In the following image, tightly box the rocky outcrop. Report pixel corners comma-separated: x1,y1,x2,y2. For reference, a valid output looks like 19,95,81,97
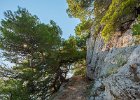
87,27,140,99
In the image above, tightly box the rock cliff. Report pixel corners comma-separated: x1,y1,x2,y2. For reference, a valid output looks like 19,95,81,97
87,27,140,99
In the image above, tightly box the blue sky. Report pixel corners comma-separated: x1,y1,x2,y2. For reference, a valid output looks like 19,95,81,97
0,0,80,39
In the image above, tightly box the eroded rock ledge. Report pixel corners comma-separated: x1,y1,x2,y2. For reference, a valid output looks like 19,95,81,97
87,29,140,99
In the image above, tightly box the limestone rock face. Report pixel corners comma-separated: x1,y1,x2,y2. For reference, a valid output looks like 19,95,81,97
87,29,140,99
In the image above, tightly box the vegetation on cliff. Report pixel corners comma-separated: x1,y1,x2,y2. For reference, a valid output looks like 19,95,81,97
100,0,139,41
67,0,140,42
132,15,140,35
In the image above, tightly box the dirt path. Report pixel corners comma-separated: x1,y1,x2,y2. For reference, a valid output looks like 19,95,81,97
51,76,89,100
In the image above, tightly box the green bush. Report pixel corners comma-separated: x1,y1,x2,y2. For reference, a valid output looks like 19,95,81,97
100,0,138,42
132,15,140,35
73,60,86,77
132,15,140,44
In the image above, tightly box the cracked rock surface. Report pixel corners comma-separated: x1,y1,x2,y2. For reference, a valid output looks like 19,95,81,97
87,29,140,100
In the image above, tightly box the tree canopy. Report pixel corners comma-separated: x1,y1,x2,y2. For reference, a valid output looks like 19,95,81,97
66,0,94,37
66,0,94,21
0,7,86,99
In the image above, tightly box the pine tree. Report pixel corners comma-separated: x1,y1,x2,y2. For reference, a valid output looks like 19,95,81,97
0,7,86,99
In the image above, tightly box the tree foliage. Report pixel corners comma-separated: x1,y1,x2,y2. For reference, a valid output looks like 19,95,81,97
66,0,94,21
66,0,94,37
75,19,93,37
0,7,86,99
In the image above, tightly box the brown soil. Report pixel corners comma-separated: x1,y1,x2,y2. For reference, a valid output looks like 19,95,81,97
51,76,90,100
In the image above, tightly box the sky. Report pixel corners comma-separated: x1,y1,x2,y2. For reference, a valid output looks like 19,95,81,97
0,0,80,39
0,0,80,67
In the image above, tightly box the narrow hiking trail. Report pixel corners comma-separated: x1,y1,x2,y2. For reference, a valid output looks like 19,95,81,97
51,76,90,100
